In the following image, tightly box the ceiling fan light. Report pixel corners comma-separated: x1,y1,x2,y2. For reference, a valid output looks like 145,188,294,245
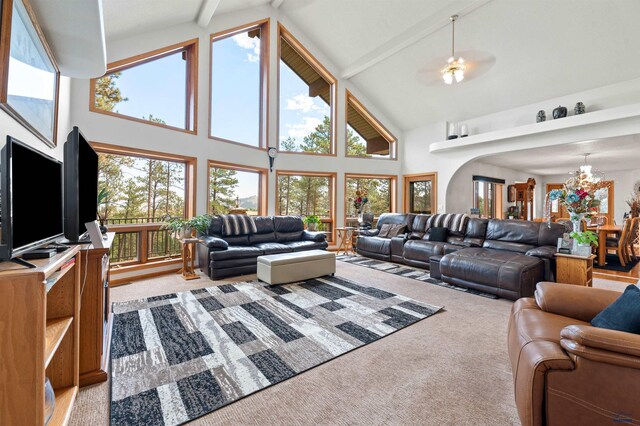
443,71,453,84
454,69,464,82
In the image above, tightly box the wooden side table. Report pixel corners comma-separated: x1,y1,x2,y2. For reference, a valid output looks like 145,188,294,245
555,253,595,287
336,227,356,256
179,238,200,280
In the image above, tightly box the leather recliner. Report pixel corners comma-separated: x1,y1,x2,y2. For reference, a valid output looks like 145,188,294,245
508,282,640,425
197,215,328,279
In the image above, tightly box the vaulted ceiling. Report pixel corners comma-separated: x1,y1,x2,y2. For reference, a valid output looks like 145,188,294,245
77,0,640,131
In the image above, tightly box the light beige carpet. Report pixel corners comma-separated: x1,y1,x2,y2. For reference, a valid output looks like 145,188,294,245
69,263,625,426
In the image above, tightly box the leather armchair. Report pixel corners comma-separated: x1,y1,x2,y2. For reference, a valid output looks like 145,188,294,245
508,282,639,426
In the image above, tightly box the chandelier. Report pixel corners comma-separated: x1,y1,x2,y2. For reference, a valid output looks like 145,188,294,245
569,153,605,191
442,15,465,85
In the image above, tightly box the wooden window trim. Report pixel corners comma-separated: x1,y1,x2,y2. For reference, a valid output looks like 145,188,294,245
277,23,337,157
206,160,268,216
209,19,270,151
344,173,398,225
89,38,199,134
90,141,197,219
345,90,397,160
403,172,438,214
0,0,60,147
275,170,337,243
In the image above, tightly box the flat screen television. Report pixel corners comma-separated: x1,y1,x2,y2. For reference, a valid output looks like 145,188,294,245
63,126,98,243
0,136,64,262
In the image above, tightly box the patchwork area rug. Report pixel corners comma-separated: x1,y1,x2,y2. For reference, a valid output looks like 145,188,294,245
337,254,498,299
110,275,442,425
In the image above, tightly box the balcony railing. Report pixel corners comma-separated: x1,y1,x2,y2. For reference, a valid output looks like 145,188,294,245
106,219,182,266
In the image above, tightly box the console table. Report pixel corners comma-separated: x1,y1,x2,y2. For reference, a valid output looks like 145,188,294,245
79,232,115,387
0,246,81,424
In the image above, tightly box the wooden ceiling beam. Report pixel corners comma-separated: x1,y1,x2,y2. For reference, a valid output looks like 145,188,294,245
308,79,329,98
366,137,390,155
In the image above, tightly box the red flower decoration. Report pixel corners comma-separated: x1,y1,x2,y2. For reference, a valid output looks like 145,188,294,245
576,189,589,200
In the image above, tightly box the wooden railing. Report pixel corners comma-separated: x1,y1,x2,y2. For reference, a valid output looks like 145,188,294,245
107,222,181,265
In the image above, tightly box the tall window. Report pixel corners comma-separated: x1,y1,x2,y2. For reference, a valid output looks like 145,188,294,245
208,161,267,215
278,24,336,155
404,173,437,214
91,39,198,132
276,171,336,241
345,174,396,226
210,20,268,147
473,176,504,219
346,91,396,159
93,143,196,266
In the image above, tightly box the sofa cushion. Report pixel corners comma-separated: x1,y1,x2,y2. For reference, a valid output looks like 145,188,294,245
222,235,250,246
464,218,489,247
526,246,557,260
249,232,277,244
538,222,569,246
429,227,448,242
253,242,293,255
592,285,640,334
387,224,406,237
274,215,304,242
201,236,228,250
210,245,263,261
486,219,539,245
410,214,430,234
403,240,445,263
483,240,536,253
249,216,277,244
357,236,391,255
375,213,409,231
427,213,469,236
284,240,329,252
378,223,393,238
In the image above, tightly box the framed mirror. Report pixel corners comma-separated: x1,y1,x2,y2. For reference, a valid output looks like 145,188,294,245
0,0,59,147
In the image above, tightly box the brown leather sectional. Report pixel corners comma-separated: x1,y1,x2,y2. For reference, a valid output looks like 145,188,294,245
508,283,640,425
356,213,568,300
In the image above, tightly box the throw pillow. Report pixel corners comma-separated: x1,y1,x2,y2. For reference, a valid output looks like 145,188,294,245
378,223,393,238
408,231,425,240
387,224,407,238
428,227,448,242
591,285,640,334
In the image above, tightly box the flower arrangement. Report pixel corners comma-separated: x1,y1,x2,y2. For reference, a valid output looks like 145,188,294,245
351,189,369,214
548,182,603,220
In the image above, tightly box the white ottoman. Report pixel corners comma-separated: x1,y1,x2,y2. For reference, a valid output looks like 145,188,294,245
257,250,336,285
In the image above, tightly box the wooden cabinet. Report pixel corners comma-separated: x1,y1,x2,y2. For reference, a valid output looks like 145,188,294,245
514,178,536,221
0,246,81,425
79,232,114,387
555,253,595,287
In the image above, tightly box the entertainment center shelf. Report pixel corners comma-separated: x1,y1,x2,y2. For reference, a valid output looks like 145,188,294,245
429,102,640,153
0,246,81,425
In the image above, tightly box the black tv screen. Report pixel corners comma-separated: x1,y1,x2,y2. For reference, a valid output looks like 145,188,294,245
63,126,98,242
0,137,64,259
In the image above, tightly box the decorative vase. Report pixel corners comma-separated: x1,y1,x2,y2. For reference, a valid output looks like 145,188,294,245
307,222,316,231
446,122,458,140
574,243,592,257
553,105,567,119
570,212,586,253
459,123,469,137
357,212,364,224
536,110,546,123
574,101,586,115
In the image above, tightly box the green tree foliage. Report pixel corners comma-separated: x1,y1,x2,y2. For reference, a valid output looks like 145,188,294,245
346,127,372,157
143,114,166,124
346,178,391,217
277,175,330,218
94,72,127,112
411,181,432,213
209,168,239,214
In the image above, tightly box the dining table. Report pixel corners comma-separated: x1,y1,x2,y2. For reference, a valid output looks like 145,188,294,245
592,224,623,266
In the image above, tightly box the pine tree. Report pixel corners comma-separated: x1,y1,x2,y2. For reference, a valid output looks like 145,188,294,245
94,72,127,112
209,168,239,213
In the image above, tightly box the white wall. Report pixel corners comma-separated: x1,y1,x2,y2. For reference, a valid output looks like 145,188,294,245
403,78,640,213
446,161,544,218
68,6,404,232
542,169,640,225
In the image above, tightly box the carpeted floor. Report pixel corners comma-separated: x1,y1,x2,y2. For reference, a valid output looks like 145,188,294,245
69,263,629,426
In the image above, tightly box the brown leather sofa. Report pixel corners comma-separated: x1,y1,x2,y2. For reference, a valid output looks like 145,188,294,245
508,283,640,425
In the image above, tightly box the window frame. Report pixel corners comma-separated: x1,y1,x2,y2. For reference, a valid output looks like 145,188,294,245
209,19,270,150
206,160,268,216
344,173,397,227
345,90,397,160
89,38,199,134
275,170,337,243
277,22,337,157
403,172,438,214
473,176,504,219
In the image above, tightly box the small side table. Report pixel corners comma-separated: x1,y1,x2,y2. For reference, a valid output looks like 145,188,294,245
179,237,200,280
336,227,357,256
555,253,595,287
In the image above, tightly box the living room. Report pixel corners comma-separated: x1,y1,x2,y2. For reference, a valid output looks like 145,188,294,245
0,0,639,425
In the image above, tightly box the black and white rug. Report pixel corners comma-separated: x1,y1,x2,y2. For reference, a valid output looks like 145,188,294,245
337,254,498,299
109,275,442,425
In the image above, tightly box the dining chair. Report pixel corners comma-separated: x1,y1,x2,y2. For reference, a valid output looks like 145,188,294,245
605,218,632,267
626,217,639,260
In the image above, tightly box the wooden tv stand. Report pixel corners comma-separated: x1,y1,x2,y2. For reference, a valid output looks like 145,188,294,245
78,232,115,387
0,246,81,425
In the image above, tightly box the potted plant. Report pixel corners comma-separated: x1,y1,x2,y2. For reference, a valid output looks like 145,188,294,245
163,214,211,239
303,215,321,231
569,230,598,257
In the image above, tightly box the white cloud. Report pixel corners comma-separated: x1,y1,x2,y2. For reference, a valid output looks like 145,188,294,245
287,117,322,139
232,33,261,63
285,94,317,113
